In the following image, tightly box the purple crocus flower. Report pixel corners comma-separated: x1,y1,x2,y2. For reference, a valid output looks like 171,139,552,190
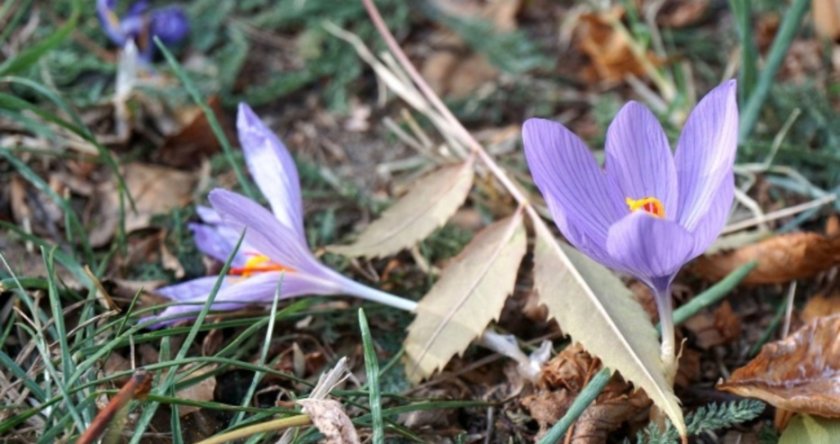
97,0,189,61
523,80,737,369
145,104,415,327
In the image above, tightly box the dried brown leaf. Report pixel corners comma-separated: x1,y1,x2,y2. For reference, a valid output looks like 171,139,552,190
329,160,474,258
683,301,741,349
532,220,685,438
90,163,197,246
813,0,840,41
802,293,840,323
155,96,230,168
298,399,360,444
717,315,840,417
692,232,840,285
577,7,661,84
403,212,526,382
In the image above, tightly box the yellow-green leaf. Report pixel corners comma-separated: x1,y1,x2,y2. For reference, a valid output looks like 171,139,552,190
780,415,840,444
532,219,685,438
404,212,526,382
329,160,474,258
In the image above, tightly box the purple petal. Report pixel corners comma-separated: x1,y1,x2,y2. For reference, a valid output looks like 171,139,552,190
156,275,232,302
189,223,247,266
196,205,222,224
236,104,305,238
606,212,696,282
150,6,189,44
208,189,319,272
96,0,128,45
523,118,625,252
605,102,678,218
144,271,343,328
675,80,738,231
687,174,734,257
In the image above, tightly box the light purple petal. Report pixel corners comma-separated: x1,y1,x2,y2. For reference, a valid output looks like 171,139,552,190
208,189,319,272
606,212,696,281
675,80,738,231
149,6,189,44
189,223,247,266
144,271,343,328
605,102,678,219
97,0,128,45
523,118,625,252
687,174,733,257
196,205,222,224
237,104,305,238
155,275,232,302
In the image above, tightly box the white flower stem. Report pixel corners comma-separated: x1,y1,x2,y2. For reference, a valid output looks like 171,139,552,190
343,277,541,379
343,279,418,312
654,284,677,385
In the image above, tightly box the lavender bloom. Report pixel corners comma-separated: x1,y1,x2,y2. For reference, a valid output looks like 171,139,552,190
145,104,415,327
523,80,737,368
97,0,189,61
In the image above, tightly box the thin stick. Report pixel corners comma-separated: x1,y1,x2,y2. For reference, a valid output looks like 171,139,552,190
722,194,837,234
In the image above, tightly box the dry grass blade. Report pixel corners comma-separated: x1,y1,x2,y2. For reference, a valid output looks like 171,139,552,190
531,221,685,438
404,211,526,382
329,160,474,258
718,314,840,418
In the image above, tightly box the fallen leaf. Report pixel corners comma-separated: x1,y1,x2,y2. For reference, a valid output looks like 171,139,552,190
329,160,474,258
403,212,526,382
522,344,652,441
577,6,661,84
813,0,840,41
780,415,840,444
90,163,197,246
176,366,217,416
297,399,360,444
683,301,741,349
658,0,710,28
155,97,231,168
691,232,840,285
717,315,840,418
802,293,840,322
531,220,685,438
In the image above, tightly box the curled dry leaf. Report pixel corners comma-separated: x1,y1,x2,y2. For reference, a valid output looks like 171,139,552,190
531,220,685,438
576,6,661,84
403,212,526,382
297,399,360,444
329,160,474,258
717,315,840,418
522,344,652,441
691,232,840,285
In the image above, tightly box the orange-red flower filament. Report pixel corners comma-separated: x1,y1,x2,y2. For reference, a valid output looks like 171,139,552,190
625,196,665,218
229,255,293,277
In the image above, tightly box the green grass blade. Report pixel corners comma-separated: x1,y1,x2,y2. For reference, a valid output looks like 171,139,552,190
729,0,757,105
231,276,284,426
358,308,385,444
0,0,80,76
738,0,810,142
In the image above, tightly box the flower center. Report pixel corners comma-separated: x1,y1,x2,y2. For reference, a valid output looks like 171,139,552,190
625,196,665,218
229,254,292,277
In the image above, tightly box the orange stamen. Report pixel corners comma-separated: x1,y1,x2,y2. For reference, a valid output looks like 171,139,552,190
625,196,666,218
229,255,292,277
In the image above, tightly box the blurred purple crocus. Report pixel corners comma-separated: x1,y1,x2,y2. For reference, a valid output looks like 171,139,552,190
523,80,737,371
145,104,416,327
97,0,189,61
